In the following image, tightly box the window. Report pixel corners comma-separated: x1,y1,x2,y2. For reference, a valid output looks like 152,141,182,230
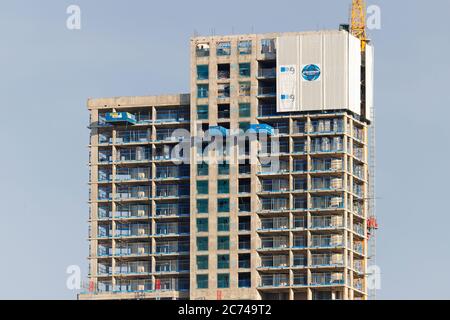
239,216,251,231
197,84,209,98
218,254,230,269
218,199,230,212
197,181,208,195
217,42,231,56
238,40,252,55
218,63,230,79
197,199,208,214
217,180,229,194
239,82,251,96
196,43,210,57
239,103,251,118
238,253,251,268
197,218,208,232
197,237,208,251
218,84,230,99
239,178,251,194
239,197,251,212
197,105,209,120
238,272,251,288
261,39,276,54
218,104,230,119
217,273,230,288
218,163,229,175
239,63,251,77
217,236,230,250
294,178,307,191
197,65,209,80
218,217,230,232
197,274,208,289
238,235,251,250
197,256,209,270
197,162,208,176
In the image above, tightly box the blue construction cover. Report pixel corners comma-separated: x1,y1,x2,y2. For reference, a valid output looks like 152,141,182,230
105,112,137,124
248,124,275,136
208,126,229,136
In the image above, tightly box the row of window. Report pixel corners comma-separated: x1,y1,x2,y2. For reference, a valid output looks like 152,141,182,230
197,103,251,120
197,63,251,81
197,236,230,251
197,180,229,194
197,217,231,233
196,39,276,57
196,273,251,289
197,82,251,99
197,198,230,213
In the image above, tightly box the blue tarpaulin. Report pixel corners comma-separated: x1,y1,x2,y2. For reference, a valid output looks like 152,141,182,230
105,112,137,125
248,124,275,136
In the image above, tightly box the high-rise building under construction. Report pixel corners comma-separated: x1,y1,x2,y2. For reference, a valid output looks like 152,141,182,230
80,20,375,301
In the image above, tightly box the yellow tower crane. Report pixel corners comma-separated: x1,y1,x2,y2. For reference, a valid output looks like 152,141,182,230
350,0,367,51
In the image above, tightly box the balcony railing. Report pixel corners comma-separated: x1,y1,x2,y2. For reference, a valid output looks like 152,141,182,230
115,243,151,257
260,275,289,288
258,87,276,97
258,68,276,78
155,242,189,254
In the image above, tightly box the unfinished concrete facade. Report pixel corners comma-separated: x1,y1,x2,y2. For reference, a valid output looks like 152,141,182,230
80,28,371,301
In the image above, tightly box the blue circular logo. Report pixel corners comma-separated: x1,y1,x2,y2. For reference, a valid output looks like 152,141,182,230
302,64,321,81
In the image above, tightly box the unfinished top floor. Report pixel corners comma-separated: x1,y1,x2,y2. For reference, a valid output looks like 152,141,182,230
87,94,190,111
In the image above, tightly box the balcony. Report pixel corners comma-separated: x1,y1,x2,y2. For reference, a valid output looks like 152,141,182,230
259,218,289,231
293,275,307,287
156,110,189,123
155,242,189,255
257,87,276,98
311,254,344,267
259,275,289,288
259,256,289,269
310,119,344,134
258,68,276,79
155,166,189,180
310,137,344,154
115,187,151,201
115,130,150,144
155,223,190,236
311,273,345,286
259,237,289,250
258,104,277,118
115,168,150,182
155,278,189,292
114,280,152,293
260,179,289,194
259,198,289,213
98,151,113,164
115,224,151,238
115,148,151,163
115,243,151,257
155,185,189,198
115,262,151,275
115,206,150,219
311,216,344,230
258,162,290,176
155,203,189,218
155,260,189,273
292,237,307,249
293,217,306,229
353,223,365,236
311,235,344,248
311,196,344,211
311,158,343,172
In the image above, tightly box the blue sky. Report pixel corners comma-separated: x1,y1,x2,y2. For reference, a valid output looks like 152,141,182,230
0,0,449,299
